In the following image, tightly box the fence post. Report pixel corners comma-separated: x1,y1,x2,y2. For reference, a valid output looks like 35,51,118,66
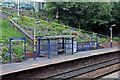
64,38,66,54
96,34,98,49
48,38,51,59
62,37,65,53
33,41,36,60
24,38,26,61
38,38,40,57
90,34,93,50
9,38,12,63
72,37,74,55
55,38,59,56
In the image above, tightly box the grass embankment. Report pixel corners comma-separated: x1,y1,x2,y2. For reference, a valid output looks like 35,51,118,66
1,19,24,43
12,15,119,43
0,19,26,63
2,9,119,43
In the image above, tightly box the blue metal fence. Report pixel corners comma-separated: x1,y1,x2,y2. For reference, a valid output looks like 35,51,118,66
77,34,98,51
9,38,26,63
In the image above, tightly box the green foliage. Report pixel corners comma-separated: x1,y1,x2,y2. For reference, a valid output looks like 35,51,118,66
1,46,9,63
13,45,23,58
12,15,119,43
13,16,70,36
111,2,120,35
1,19,24,43
46,2,120,35
1,19,25,63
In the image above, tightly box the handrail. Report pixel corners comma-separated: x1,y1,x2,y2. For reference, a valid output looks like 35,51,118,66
10,19,34,41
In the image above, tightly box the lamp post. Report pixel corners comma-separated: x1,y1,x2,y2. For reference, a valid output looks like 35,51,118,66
33,21,40,60
110,24,115,48
17,0,19,16
56,9,59,20
33,23,36,60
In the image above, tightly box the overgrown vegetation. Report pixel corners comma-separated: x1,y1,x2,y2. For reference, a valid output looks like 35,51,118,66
11,14,119,43
1,2,120,63
0,19,25,63
46,2,120,36
1,19,24,43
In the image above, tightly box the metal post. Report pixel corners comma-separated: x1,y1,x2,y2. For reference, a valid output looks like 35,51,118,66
48,38,50,59
56,9,59,20
24,38,26,61
33,1,35,10
9,38,12,63
110,24,115,48
110,27,112,48
38,38,40,57
17,0,20,16
35,21,40,58
96,34,98,49
62,37,64,53
64,38,66,54
90,34,93,50
72,37,74,55
56,38,58,56
40,2,42,9
33,26,36,60
82,42,84,51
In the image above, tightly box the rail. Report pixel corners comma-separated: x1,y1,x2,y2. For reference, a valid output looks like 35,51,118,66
45,58,119,79
10,19,34,41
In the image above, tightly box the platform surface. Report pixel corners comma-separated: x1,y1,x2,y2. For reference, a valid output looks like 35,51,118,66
0,47,119,76
103,71,120,78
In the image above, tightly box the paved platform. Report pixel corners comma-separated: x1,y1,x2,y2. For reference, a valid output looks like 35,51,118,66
103,71,120,78
0,47,119,76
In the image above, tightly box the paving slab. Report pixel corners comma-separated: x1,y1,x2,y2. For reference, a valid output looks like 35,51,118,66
0,47,119,76
103,71,120,78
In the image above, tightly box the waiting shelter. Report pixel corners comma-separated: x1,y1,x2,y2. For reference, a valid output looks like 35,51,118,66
37,35,76,59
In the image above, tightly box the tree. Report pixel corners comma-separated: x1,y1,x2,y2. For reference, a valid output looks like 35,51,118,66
46,2,119,35
111,2,120,35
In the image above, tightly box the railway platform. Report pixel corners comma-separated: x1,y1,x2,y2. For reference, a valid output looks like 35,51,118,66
103,71,120,78
0,47,119,76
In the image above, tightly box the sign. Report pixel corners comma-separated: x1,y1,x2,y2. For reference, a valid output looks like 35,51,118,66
10,38,25,41
33,39,37,42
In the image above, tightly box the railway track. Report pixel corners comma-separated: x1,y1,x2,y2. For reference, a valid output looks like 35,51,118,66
88,64,120,79
44,58,120,79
